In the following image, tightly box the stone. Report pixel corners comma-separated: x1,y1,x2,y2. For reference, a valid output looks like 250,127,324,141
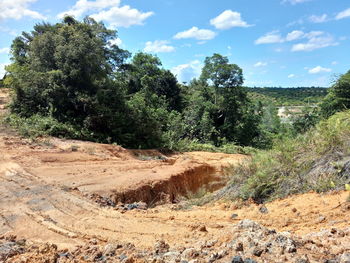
340,253,350,263
259,205,268,214
231,256,244,263
231,214,239,219
154,240,170,254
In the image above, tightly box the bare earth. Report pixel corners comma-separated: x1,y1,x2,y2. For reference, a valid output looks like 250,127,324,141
0,89,349,263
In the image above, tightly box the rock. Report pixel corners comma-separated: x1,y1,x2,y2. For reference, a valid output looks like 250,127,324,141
103,243,122,256
234,242,244,252
253,247,264,257
182,248,199,260
119,253,128,260
244,259,257,263
340,253,350,263
236,219,265,232
231,214,238,219
163,251,181,261
317,215,326,223
259,205,268,214
231,256,244,263
295,257,310,263
154,240,170,254
292,208,297,213
198,225,207,232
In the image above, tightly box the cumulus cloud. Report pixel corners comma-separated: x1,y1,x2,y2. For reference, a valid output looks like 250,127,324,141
144,40,175,53
255,30,338,52
0,0,45,20
210,10,252,30
58,0,153,28
285,30,304,41
254,62,267,67
255,31,284,44
174,27,216,41
288,74,295,78
309,14,328,23
58,0,120,18
0,48,10,54
308,66,332,74
292,32,338,52
91,6,153,28
336,8,350,20
171,60,202,83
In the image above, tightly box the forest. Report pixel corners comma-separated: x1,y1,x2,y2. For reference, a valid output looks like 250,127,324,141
1,17,349,153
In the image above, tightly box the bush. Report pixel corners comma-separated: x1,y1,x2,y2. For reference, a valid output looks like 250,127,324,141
4,114,84,139
220,110,350,203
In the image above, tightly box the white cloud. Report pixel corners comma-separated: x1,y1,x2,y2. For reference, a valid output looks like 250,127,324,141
308,66,332,74
255,31,284,44
286,30,304,41
108,38,122,46
91,6,153,28
282,0,311,4
144,40,175,53
292,32,338,51
0,0,45,20
171,60,202,83
0,48,10,54
210,10,252,30
331,61,338,65
288,74,295,78
174,27,216,41
336,8,350,20
58,0,120,18
58,0,153,28
309,14,328,23
254,61,267,67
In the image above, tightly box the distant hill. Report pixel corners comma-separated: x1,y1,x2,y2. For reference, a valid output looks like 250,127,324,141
247,87,328,106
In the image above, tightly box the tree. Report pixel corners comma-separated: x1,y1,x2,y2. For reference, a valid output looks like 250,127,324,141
182,54,261,146
6,17,133,144
321,70,350,118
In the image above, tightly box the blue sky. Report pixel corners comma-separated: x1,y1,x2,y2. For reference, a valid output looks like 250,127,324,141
0,0,349,87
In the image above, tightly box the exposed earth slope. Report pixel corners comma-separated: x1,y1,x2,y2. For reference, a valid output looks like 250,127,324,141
0,89,349,263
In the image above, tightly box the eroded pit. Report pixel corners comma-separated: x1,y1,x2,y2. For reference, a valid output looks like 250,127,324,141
21,140,246,207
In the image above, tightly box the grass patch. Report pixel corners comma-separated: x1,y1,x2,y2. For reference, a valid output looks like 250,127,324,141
218,110,350,203
174,139,256,155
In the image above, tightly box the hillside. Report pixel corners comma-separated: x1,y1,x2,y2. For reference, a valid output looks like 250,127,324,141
247,87,328,106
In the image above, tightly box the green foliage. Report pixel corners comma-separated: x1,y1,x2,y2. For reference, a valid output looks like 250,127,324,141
321,71,350,118
4,113,83,139
248,87,328,106
4,17,299,151
224,110,350,203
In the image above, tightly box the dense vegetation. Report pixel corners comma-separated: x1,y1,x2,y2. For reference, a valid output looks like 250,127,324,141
247,87,328,106
2,17,271,150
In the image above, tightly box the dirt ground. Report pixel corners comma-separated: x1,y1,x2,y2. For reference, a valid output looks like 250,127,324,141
0,89,349,262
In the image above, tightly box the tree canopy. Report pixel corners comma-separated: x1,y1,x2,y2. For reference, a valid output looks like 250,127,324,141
4,17,280,149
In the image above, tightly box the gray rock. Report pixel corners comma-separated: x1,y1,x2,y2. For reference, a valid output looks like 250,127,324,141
231,256,244,263
259,205,268,214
